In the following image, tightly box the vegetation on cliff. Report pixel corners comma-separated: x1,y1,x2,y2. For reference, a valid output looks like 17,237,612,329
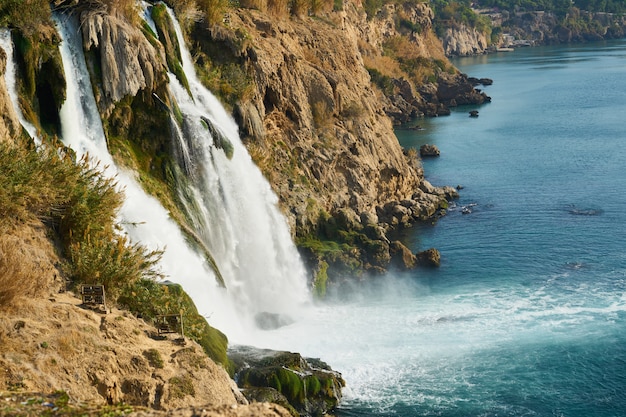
430,0,626,52
0,136,230,366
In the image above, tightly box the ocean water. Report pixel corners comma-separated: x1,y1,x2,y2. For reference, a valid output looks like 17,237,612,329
255,40,626,417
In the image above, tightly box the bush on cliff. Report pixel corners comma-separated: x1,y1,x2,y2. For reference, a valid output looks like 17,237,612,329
118,278,231,369
0,139,160,304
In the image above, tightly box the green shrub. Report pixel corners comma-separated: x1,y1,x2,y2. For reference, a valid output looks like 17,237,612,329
144,348,165,368
119,279,231,369
168,375,195,399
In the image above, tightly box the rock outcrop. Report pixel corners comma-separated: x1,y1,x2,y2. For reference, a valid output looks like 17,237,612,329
441,24,489,56
80,11,167,116
492,9,626,47
420,144,440,157
0,291,239,409
229,346,345,417
186,0,486,279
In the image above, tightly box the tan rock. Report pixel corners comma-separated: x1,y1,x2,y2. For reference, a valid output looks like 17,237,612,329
80,11,167,115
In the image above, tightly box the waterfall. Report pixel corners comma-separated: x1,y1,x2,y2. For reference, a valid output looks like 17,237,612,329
0,29,40,142
164,8,311,341
53,12,240,333
53,9,310,343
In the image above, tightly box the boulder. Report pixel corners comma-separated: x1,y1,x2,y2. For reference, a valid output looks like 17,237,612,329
390,241,417,269
416,247,441,267
229,346,345,417
419,144,440,157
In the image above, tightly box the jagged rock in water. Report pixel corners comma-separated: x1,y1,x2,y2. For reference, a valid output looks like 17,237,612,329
390,240,417,269
420,144,440,157
416,247,441,267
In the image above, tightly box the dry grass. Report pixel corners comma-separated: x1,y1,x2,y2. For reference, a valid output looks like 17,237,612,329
0,233,49,310
363,54,405,79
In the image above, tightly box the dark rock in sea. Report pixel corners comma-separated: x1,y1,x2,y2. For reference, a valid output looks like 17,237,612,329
420,143,440,157
469,110,479,117
416,248,441,267
479,78,493,86
229,346,345,417
567,205,603,216
390,240,417,269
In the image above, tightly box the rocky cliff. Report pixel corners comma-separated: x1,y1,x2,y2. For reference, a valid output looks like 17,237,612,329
499,9,626,45
0,0,489,412
441,24,489,56
188,0,487,281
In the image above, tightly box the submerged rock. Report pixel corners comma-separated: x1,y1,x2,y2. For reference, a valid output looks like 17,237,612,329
254,312,294,330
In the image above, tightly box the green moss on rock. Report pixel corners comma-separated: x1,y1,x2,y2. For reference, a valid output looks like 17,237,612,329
119,279,230,369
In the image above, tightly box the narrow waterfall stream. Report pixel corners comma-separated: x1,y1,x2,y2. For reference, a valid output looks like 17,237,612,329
0,29,40,142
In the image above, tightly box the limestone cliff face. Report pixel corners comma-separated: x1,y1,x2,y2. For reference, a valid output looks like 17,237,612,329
186,0,479,276
206,1,472,238
79,11,168,116
223,7,427,235
0,45,21,143
441,24,489,56
493,10,626,47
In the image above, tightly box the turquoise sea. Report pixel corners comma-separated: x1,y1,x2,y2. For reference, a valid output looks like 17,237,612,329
269,39,626,417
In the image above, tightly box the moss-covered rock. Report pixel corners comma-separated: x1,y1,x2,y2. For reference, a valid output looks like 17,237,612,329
230,346,344,417
12,27,65,136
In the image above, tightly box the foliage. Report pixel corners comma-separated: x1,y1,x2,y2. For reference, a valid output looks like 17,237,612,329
312,260,329,298
367,67,396,96
431,0,493,36
194,55,254,106
118,279,231,368
364,0,384,19
0,234,42,308
475,0,626,14
0,140,161,306
151,3,191,95
168,375,196,398
0,0,52,38
0,390,141,416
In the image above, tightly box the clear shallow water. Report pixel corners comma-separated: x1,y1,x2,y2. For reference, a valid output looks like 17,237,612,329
257,40,626,417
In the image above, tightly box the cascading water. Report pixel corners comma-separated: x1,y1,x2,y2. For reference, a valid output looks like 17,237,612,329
53,9,310,343
0,29,40,142
162,8,311,342
53,12,241,330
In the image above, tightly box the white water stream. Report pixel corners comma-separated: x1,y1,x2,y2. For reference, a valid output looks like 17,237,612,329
164,8,311,342
53,12,242,333
0,29,40,142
